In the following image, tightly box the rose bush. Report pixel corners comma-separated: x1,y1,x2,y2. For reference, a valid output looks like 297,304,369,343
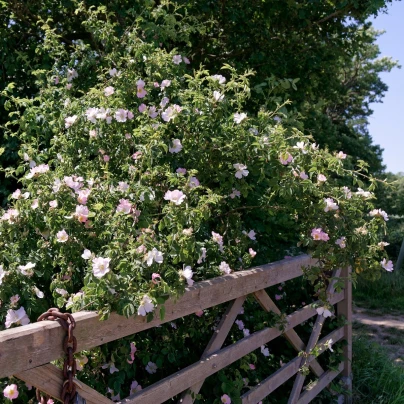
0,6,392,402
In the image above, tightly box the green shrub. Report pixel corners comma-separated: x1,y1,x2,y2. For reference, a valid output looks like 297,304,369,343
0,5,393,402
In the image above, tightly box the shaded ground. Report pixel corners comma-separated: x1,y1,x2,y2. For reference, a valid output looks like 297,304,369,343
353,306,404,366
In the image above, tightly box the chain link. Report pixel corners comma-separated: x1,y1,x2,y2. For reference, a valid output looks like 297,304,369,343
37,308,78,404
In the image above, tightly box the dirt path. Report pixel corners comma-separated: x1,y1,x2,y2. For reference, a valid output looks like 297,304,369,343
353,307,404,366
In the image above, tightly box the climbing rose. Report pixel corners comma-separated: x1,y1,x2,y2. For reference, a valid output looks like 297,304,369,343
219,261,231,274
180,266,194,286
233,163,249,179
243,230,256,240
316,307,332,318
109,68,119,77
118,182,129,191
146,248,164,266
75,205,89,223
189,177,200,188
18,262,35,276
324,198,339,212
212,231,223,245
115,109,128,122
279,152,293,165
213,91,224,102
233,112,247,123
104,86,115,96
197,247,207,264
261,346,269,356
335,237,346,249
311,228,329,241
34,287,44,299
148,106,158,118
0,265,5,285
82,249,92,260
369,209,389,221
342,186,352,199
56,288,68,296
381,258,394,272
26,164,49,179
138,295,154,316
77,189,91,205
160,97,169,108
66,68,78,82
211,74,226,84
3,384,19,400
116,199,132,214
65,115,78,128
235,320,244,330
169,139,183,153
317,174,327,182
164,190,186,205
92,257,111,278
161,79,171,89
162,105,181,122
300,171,309,180
336,151,347,159
229,189,241,199
56,229,69,243
5,307,30,328
151,273,161,284
172,55,182,64
249,248,257,257
221,394,231,404
85,108,98,123
130,381,142,394
293,141,307,153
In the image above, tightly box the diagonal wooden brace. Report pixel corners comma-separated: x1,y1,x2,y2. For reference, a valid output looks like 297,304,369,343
178,296,247,404
15,364,113,404
253,290,324,377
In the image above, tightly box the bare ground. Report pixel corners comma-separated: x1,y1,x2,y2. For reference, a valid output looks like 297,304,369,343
353,306,404,366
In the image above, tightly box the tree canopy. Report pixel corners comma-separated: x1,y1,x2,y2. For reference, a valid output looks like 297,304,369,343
0,0,399,205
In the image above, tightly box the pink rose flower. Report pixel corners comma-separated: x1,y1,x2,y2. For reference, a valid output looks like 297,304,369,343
3,384,19,400
311,228,329,241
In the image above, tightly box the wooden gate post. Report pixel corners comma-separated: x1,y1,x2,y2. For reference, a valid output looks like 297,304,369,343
337,267,352,404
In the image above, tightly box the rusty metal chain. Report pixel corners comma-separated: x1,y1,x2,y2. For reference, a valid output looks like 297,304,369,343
37,308,78,404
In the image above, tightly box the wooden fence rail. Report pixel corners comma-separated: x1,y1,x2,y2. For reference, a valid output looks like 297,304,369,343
0,255,352,404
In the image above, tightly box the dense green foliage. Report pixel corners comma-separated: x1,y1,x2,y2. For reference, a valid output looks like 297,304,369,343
0,0,399,205
0,1,399,402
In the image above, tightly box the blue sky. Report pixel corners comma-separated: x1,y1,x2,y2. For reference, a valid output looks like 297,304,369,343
368,1,404,174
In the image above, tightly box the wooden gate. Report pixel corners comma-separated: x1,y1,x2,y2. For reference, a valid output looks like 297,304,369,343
0,255,352,403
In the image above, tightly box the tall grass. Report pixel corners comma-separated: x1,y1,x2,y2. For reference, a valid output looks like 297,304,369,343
354,268,404,311
353,336,404,403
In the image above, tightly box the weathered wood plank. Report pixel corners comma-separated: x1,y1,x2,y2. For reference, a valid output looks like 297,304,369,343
287,315,325,404
0,255,316,378
337,267,353,404
179,296,247,404
288,268,341,404
241,327,344,403
15,364,113,404
253,290,324,377
118,292,344,404
296,362,344,404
